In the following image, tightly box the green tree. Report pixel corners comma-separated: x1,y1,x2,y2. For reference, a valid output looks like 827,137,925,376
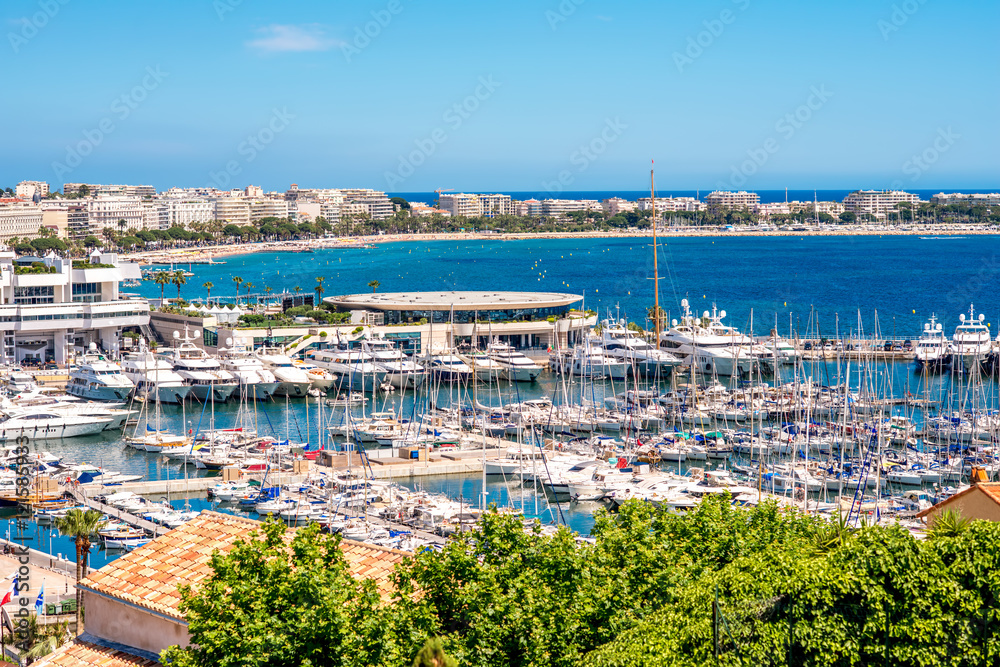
54,509,105,631
154,271,172,303
203,281,214,302
171,269,188,300
233,276,243,303
412,638,456,667
368,279,380,293
315,276,325,303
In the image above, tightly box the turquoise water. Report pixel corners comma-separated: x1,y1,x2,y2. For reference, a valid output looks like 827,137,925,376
139,235,1000,337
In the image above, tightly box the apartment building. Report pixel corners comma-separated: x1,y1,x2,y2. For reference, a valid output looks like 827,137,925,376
514,199,543,217
439,193,513,218
931,192,1000,207
64,183,156,198
250,199,290,222
540,199,601,216
602,197,637,215
0,202,43,240
212,197,251,225
40,201,88,238
637,197,705,213
87,197,145,234
705,191,760,208
15,180,49,199
842,190,921,217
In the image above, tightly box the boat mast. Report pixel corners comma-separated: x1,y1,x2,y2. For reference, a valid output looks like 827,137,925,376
651,162,661,348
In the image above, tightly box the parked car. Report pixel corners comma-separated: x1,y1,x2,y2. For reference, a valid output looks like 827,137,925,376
803,341,813,351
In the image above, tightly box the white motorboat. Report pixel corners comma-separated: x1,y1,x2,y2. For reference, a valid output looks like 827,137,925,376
486,341,541,382
552,340,628,380
161,328,238,402
483,447,548,476
599,319,681,376
0,408,112,440
218,348,280,400
307,347,387,392
951,305,991,371
66,347,134,402
459,350,503,381
659,301,759,377
120,349,191,404
292,359,336,390
255,346,312,397
426,354,474,382
362,336,427,389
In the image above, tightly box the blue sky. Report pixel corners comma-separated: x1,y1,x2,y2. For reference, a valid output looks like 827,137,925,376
3,0,997,193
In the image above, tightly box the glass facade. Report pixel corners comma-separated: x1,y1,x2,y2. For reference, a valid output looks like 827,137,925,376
14,286,55,305
371,305,571,325
72,282,102,303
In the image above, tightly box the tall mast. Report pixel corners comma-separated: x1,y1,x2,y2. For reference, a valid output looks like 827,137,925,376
651,161,661,346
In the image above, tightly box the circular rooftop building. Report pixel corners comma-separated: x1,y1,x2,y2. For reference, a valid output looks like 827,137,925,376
325,291,583,325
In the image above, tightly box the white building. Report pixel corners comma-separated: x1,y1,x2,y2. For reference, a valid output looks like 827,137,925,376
141,202,169,231
0,250,148,364
705,191,760,208
842,190,921,218
514,199,543,217
16,181,49,199
931,192,1000,207
87,197,145,235
0,202,43,240
637,197,705,213
212,198,251,225
602,198,637,215
244,185,264,198
249,199,289,222
540,199,601,216
754,203,790,217
439,193,513,218
165,199,215,229
64,183,156,198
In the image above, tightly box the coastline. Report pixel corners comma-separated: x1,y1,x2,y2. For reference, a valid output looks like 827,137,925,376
122,226,997,263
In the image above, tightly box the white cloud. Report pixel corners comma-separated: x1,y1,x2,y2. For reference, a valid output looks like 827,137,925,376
247,24,343,53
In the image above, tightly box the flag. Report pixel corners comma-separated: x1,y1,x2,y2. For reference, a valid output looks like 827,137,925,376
34,583,43,616
0,577,16,606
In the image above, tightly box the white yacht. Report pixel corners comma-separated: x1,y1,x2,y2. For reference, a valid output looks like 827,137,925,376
951,305,993,371
218,348,280,400
292,359,337,390
459,350,504,382
362,336,427,389
659,301,757,377
599,319,682,377
914,315,951,373
66,348,135,402
426,353,474,382
0,408,112,440
307,347,387,392
759,336,801,371
120,350,191,404
486,341,542,382
951,305,991,371
254,346,312,397
161,329,238,402
552,340,628,380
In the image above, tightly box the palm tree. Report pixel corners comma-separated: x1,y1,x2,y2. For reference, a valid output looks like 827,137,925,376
315,276,325,305
171,269,187,301
244,282,254,309
928,509,972,539
294,285,302,295
368,280,381,293
154,271,171,304
55,508,105,631
233,276,243,303
203,281,214,302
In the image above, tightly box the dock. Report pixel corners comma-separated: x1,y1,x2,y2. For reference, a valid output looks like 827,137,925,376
64,485,172,537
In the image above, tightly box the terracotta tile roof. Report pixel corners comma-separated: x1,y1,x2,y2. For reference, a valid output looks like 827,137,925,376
32,637,161,667
916,483,1000,518
79,511,410,620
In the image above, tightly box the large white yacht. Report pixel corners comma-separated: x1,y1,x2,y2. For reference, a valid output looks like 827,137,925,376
914,314,951,373
218,347,280,400
599,319,682,377
306,347,387,392
459,349,504,382
552,340,628,380
426,353,474,382
486,340,542,382
0,407,113,440
361,336,427,389
254,346,311,397
66,347,135,402
161,329,238,402
951,305,991,371
659,301,758,377
120,349,191,404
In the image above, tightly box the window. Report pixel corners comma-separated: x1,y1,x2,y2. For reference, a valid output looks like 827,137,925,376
14,286,54,305
72,282,102,303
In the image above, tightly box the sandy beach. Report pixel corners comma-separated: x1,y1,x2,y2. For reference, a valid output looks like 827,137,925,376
122,225,997,264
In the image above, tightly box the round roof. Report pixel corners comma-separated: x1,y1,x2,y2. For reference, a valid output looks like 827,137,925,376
326,291,583,312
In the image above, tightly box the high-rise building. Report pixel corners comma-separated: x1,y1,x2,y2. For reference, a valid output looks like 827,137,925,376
842,190,921,217
439,193,513,218
41,201,88,238
705,191,760,208
212,198,251,225
930,192,1000,207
